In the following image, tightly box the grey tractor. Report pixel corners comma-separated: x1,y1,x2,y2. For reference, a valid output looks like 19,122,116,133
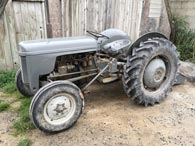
15,29,179,133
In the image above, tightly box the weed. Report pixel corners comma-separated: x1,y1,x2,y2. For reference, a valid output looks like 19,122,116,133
0,71,35,135
17,139,31,146
0,70,16,93
0,71,34,136
3,82,17,93
0,102,10,112
173,16,195,62
13,98,35,135
0,70,16,87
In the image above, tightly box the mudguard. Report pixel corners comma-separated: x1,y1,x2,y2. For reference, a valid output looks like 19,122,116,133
127,32,168,55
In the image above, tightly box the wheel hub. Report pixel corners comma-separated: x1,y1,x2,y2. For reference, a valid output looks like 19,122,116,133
154,68,164,81
44,95,74,123
143,58,166,89
54,103,67,113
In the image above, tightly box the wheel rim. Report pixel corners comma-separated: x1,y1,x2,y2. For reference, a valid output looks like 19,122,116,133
143,57,168,90
43,93,76,125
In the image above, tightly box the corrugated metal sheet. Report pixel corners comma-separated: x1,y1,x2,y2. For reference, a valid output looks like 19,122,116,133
149,0,162,18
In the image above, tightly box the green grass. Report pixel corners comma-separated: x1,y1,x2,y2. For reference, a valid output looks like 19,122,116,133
173,16,195,62
3,82,17,93
13,98,35,135
0,71,35,135
0,102,10,112
0,70,16,92
17,139,31,146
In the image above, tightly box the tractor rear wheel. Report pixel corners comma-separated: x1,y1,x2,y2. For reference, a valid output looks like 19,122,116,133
30,81,84,133
123,38,179,106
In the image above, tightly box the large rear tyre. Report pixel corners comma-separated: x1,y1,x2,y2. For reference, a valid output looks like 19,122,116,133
30,81,84,133
123,38,179,106
15,69,34,97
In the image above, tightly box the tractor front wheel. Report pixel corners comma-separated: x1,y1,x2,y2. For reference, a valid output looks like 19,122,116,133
30,81,84,133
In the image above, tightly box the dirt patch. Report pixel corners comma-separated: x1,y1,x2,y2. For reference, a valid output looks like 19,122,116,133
1,81,195,146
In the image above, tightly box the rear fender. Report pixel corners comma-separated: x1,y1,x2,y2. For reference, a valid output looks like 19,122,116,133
127,32,168,55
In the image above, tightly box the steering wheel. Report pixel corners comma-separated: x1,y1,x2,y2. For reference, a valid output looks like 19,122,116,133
86,30,109,39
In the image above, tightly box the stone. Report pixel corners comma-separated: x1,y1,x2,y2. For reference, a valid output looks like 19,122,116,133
178,61,195,83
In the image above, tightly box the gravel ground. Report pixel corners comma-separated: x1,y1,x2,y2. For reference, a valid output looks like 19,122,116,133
0,81,195,146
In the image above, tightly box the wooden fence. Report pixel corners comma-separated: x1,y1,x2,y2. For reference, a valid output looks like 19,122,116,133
61,0,143,40
0,0,144,70
0,0,46,70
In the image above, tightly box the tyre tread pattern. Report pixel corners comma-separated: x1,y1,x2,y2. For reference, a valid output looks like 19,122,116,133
122,38,179,106
30,81,84,133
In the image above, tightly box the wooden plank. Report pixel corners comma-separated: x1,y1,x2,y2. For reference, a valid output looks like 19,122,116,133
64,0,70,36
13,1,46,41
13,1,24,44
98,0,102,31
70,0,74,36
4,0,19,69
59,0,140,38
86,0,91,31
2,11,14,70
39,2,45,38
94,0,98,32
122,0,127,30
83,0,87,35
0,0,9,17
127,0,133,36
129,0,135,40
0,16,7,70
114,0,120,28
136,0,143,38
30,2,37,39
124,0,131,35
105,0,111,29
101,0,106,31
34,2,41,38
13,0,45,2
80,0,85,35
118,0,123,29
72,0,76,36
75,0,79,35
20,2,28,40
79,0,85,35
27,2,33,40
80,0,84,35
34,2,45,39
70,0,73,36
110,0,115,28
61,0,65,37
98,0,101,31
35,2,43,38
73,0,76,36
41,1,47,38
131,0,138,40
78,0,81,34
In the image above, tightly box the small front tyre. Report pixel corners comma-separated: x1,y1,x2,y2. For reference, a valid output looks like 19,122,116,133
30,81,84,133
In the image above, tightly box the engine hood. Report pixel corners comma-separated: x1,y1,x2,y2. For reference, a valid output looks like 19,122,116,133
19,36,98,56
